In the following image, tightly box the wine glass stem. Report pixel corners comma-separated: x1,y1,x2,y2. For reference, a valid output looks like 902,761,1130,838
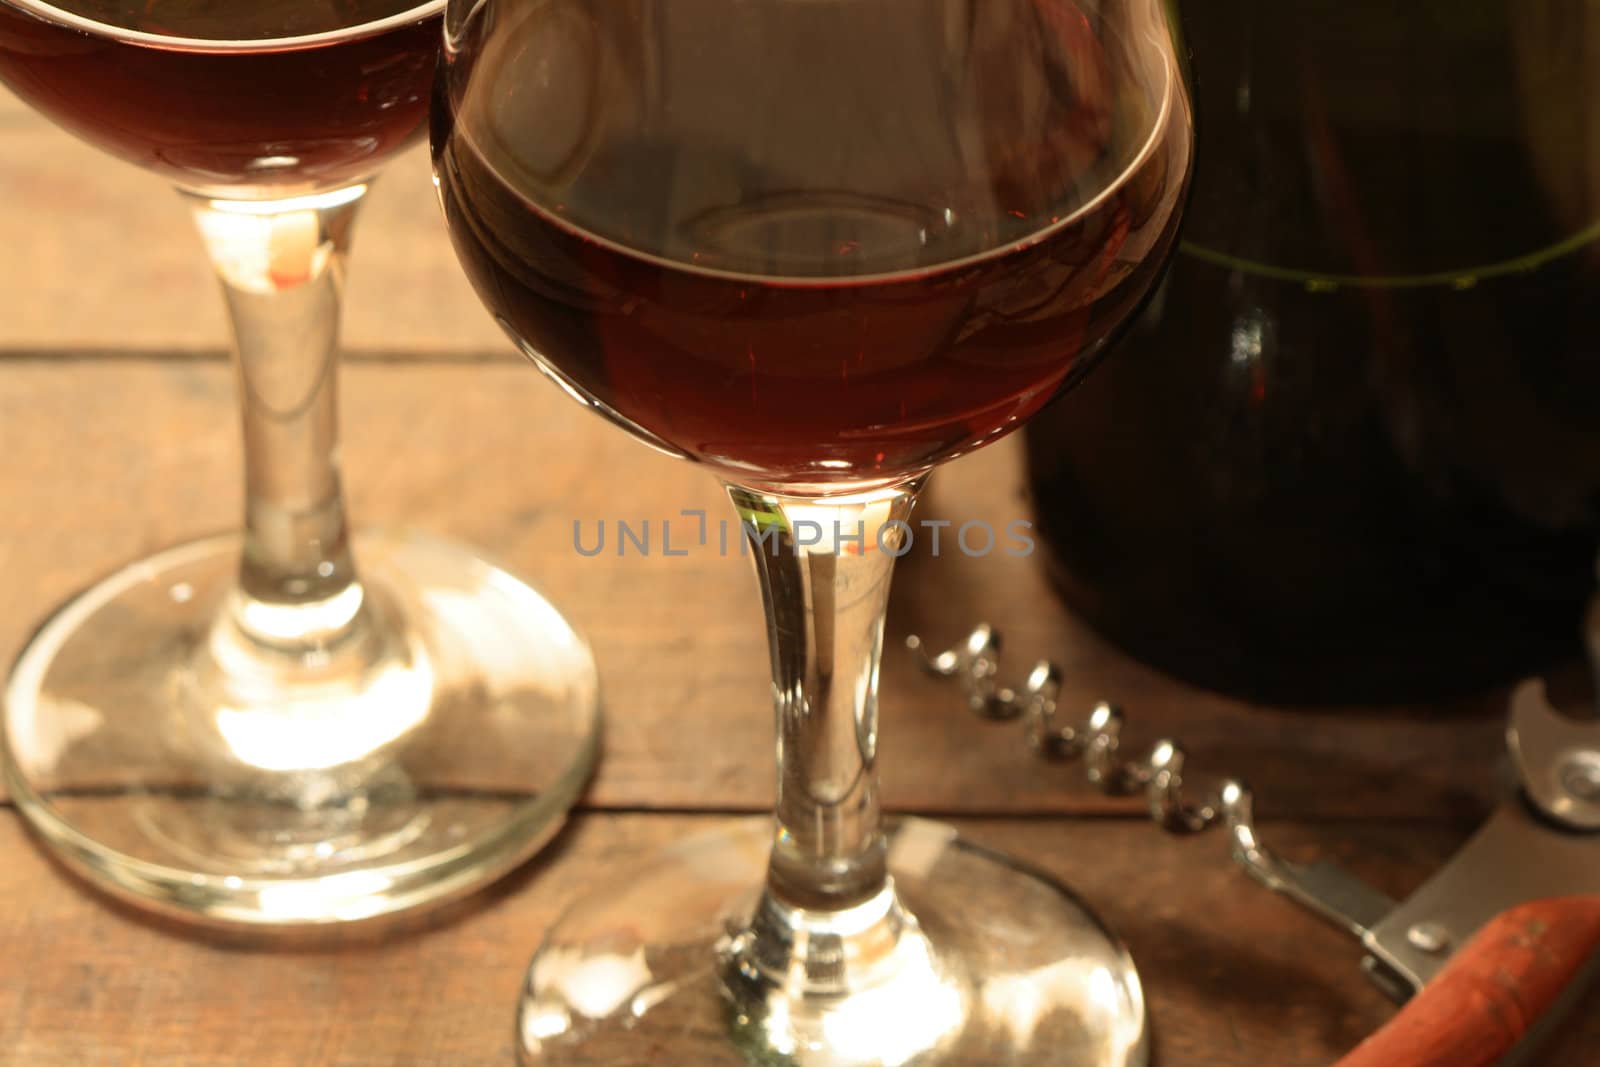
186,184,370,652
728,480,922,911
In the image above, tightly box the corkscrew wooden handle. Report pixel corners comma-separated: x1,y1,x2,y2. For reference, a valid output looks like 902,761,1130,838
1335,896,1600,1067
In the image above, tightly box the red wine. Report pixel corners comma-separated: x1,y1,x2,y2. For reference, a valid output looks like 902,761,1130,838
0,0,440,194
434,0,1191,489
1025,0,1600,702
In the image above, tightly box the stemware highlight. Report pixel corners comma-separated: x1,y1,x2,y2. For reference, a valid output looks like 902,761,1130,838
0,0,599,926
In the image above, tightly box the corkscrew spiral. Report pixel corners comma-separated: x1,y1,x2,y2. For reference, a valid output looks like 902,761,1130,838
906,624,1252,837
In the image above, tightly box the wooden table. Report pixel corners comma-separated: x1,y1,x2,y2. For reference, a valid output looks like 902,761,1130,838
2,89,1596,1065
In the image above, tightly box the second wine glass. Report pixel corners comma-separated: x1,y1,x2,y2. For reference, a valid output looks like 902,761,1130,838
0,0,598,925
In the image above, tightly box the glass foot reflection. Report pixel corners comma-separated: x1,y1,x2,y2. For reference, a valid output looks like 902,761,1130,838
3,528,600,926
518,818,1147,1067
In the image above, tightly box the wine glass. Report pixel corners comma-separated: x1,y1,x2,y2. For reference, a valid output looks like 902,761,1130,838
0,0,598,926
435,0,1190,1062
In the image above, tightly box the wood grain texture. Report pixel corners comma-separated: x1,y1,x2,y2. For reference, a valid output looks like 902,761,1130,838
1336,896,1600,1067
0,358,1526,819
6,811,1600,1066
0,811,1515,1067
0,88,504,354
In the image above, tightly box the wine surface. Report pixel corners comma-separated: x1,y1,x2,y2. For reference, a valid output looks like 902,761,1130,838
434,0,1191,488
0,0,440,193
1025,0,1600,702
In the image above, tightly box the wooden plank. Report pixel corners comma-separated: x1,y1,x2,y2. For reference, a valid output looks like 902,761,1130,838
0,358,1547,820
1,811,1595,1066
0,89,505,354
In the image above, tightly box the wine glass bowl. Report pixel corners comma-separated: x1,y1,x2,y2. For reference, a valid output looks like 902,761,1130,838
0,0,600,926
0,0,441,197
434,0,1189,491
435,0,1191,1062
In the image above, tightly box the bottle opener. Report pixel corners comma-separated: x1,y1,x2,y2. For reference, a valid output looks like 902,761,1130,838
911,628,1600,1067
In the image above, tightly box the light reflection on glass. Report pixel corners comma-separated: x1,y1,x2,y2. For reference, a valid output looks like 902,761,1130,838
214,656,432,772
256,868,394,921
519,998,572,1054
11,697,103,774
808,929,962,1067
981,960,1141,1055
532,945,655,1019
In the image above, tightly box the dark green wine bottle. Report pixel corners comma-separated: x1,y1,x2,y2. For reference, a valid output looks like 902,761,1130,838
1024,0,1600,703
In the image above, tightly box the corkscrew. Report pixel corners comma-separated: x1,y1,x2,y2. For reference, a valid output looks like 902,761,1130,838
905,623,1231,835
904,622,1498,977
909,621,1600,1062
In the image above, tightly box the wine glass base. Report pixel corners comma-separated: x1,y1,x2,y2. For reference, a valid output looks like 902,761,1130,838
2,529,600,928
517,817,1148,1067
